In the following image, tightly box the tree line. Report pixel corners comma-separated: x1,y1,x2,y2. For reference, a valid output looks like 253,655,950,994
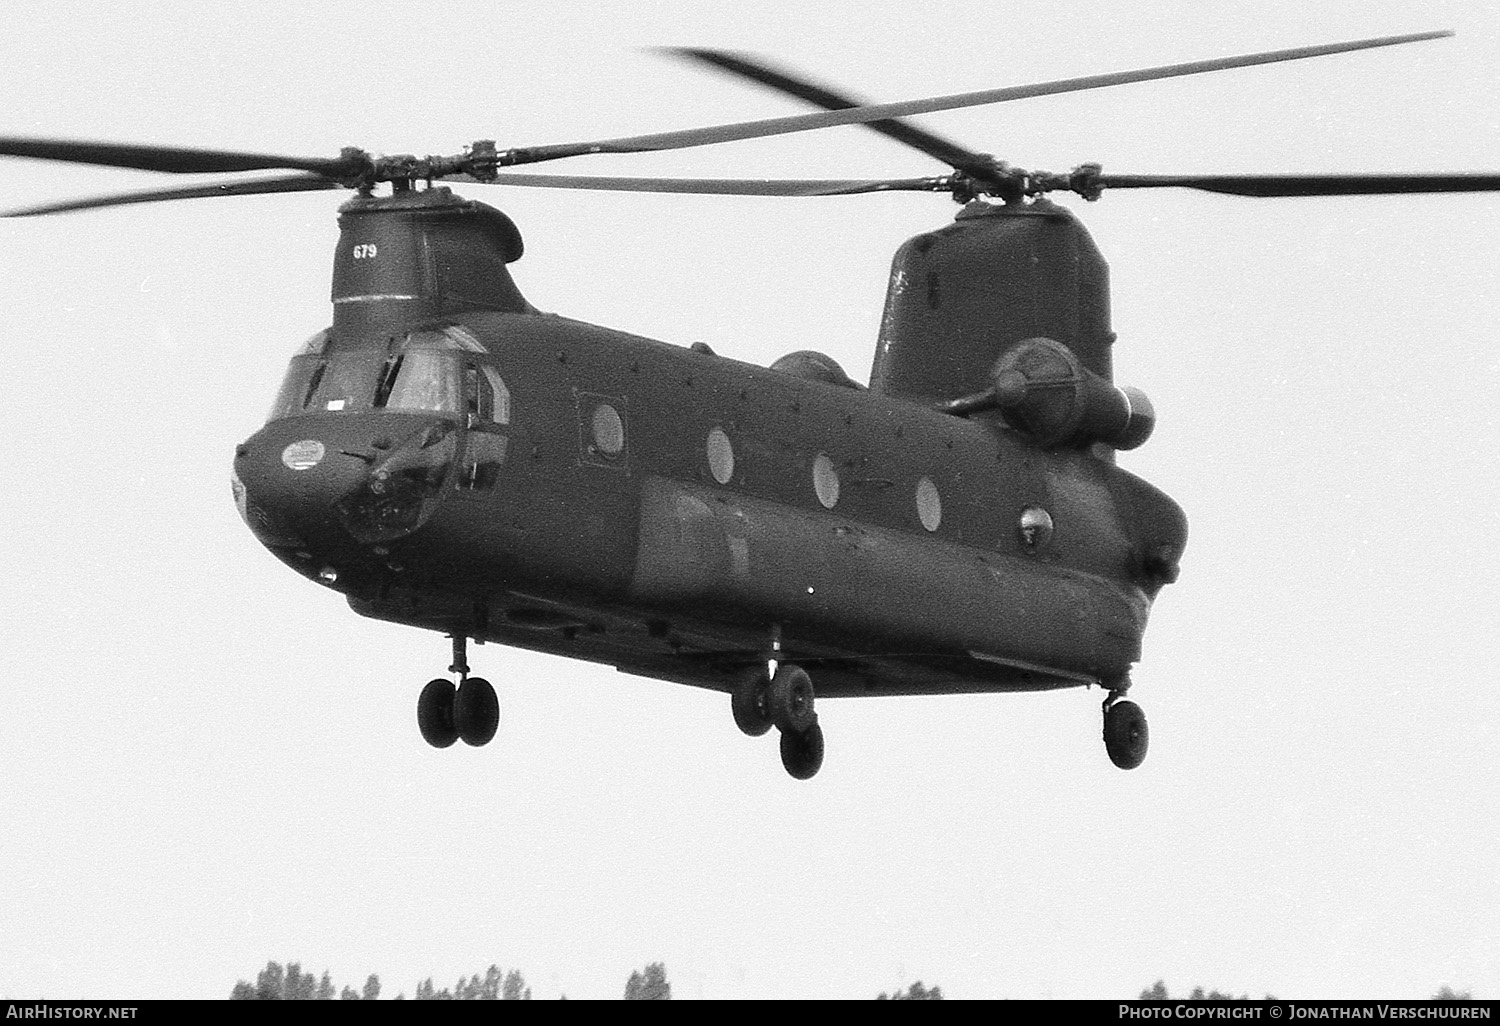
230,960,665,1000
230,962,380,1001
232,960,945,999
233,966,1475,1000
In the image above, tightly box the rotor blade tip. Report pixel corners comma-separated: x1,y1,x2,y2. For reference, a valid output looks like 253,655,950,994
653,45,713,59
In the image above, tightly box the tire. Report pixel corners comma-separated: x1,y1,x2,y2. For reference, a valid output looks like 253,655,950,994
779,720,825,780
1103,699,1149,770
766,664,816,735
454,677,499,747
417,678,458,749
730,667,774,737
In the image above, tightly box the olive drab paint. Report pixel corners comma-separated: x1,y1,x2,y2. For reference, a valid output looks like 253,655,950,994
232,189,1187,725
873,199,1116,402
16,29,1492,777
330,187,530,341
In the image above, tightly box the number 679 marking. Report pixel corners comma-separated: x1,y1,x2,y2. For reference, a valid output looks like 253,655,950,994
352,244,378,259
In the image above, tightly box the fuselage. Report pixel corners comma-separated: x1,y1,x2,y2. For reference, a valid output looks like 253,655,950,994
232,307,1187,699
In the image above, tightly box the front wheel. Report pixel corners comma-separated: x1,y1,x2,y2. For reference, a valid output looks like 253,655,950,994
766,664,816,735
417,679,458,749
1103,699,1148,770
454,677,499,747
730,668,774,737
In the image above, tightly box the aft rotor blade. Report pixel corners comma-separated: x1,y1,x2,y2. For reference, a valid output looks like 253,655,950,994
502,31,1452,166
1,173,345,217
0,137,363,177
1094,171,1500,197
459,171,950,196
660,48,991,173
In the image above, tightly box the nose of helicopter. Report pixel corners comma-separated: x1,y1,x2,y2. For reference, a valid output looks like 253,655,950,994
232,415,456,561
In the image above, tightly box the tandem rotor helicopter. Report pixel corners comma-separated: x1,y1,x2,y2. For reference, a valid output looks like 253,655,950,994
5,31,1496,780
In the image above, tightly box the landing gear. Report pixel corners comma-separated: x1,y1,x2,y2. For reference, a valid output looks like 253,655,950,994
779,718,824,780
731,667,774,737
454,677,498,747
417,633,498,749
730,644,824,779
767,664,816,735
417,678,458,748
1103,692,1148,770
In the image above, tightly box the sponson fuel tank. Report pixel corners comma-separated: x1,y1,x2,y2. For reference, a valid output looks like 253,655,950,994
870,198,1114,403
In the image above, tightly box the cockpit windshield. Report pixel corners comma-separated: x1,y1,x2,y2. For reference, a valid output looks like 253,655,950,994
267,326,508,424
381,350,460,413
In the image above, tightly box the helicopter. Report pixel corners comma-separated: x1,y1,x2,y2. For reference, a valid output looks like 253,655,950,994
4,31,1497,781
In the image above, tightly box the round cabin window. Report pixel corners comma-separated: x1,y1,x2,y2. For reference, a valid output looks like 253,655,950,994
1019,506,1054,550
591,403,625,456
915,476,942,532
812,453,839,509
706,427,735,484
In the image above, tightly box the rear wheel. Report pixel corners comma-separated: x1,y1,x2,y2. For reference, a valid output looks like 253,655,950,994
779,720,825,780
1103,699,1148,770
417,678,458,749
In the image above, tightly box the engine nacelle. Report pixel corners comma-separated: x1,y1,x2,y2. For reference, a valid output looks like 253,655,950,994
990,337,1155,450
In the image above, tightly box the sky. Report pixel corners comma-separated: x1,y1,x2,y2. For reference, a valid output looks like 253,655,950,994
0,0,1496,1001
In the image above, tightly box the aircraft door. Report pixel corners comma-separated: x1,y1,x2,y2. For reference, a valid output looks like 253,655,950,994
456,359,511,492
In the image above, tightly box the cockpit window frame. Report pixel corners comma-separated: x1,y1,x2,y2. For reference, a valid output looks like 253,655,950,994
382,349,462,415
267,326,509,425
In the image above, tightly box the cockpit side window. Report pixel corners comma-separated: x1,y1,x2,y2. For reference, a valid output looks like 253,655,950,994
266,331,332,420
465,364,486,420
384,350,461,413
456,361,511,491
463,362,511,424
268,354,320,421
484,365,510,424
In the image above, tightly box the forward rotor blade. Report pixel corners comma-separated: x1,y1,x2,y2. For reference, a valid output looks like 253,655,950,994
660,48,990,173
457,171,950,196
1092,171,1500,197
0,137,361,177
1,173,344,217
503,31,1452,166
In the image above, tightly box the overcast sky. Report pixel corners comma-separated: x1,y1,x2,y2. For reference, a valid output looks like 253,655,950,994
0,0,1495,1000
